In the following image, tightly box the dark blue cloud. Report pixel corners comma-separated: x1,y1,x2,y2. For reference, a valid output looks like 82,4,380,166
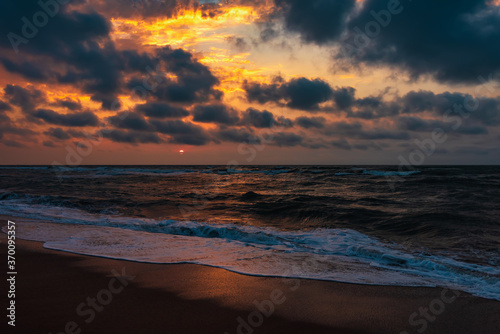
34,109,99,127
295,116,326,129
276,0,356,44
241,108,282,128
3,84,44,113
151,119,211,145
103,129,163,144
108,112,153,131
192,104,240,125
44,127,71,140
342,0,500,83
136,102,189,119
244,77,333,111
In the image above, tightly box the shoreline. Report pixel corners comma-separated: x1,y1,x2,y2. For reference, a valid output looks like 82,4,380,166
1,218,500,333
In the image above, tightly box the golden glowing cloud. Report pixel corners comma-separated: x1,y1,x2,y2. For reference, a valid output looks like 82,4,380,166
111,6,262,48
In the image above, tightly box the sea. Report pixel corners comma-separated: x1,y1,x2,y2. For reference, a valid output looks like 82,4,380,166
0,165,499,301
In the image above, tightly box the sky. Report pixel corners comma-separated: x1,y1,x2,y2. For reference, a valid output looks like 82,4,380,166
0,0,500,165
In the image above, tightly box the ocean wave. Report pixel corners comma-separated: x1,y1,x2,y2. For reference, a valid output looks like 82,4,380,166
1,199,499,301
362,170,421,176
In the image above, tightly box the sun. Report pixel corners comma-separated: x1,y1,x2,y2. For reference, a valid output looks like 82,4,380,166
179,149,185,154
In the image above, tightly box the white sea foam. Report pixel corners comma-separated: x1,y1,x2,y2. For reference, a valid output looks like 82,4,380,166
1,199,498,301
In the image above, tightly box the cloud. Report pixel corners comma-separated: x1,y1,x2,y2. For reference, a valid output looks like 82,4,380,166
108,111,153,131
295,116,326,129
323,120,410,140
55,98,82,111
1,3,221,111
240,108,290,128
103,129,163,144
0,1,122,108
142,47,222,104
136,102,189,119
0,101,12,112
275,0,356,44
215,128,260,144
192,104,240,125
341,0,500,83
226,36,250,51
0,57,48,80
44,127,71,140
33,109,99,127
3,84,45,113
399,90,500,125
244,77,333,111
151,119,211,145
43,140,56,148
271,132,303,146
2,139,26,148
332,86,356,111
331,138,351,150
398,116,489,135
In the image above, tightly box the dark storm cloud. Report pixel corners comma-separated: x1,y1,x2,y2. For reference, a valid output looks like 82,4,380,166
323,120,410,140
44,127,71,140
356,129,410,140
0,103,36,144
215,128,260,144
295,116,326,129
271,132,303,146
33,109,99,127
147,47,222,104
341,0,500,83
3,84,45,113
284,78,333,110
2,139,26,148
398,116,489,135
43,140,56,147
55,98,83,111
244,79,284,105
244,77,333,111
108,112,153,131
331,138,351,150
136,102,189,119
0,1,124,108
240,108,290,128
0,2,221,110
275,0,356,44
332,86,356,110
192,104,240,125
103,129,163,144
151,119,211,145
0,101,12,112
126,47,222,105
0,1,109,52
0,57,48,80
399,90,500,126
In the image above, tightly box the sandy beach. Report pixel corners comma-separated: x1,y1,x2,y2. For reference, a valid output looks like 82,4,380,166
1,218,499,334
